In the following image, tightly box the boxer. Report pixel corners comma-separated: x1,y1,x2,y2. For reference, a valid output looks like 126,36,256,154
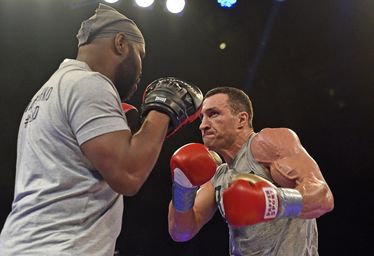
168,87,334,255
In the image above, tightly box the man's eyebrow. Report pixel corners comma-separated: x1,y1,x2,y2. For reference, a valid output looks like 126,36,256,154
201,107,218,116
206,106,219,112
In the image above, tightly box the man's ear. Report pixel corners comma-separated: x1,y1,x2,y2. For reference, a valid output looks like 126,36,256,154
237,112,249,129
114,33,129,57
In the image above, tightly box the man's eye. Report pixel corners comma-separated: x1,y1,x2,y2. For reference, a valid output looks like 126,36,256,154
209,112,218,117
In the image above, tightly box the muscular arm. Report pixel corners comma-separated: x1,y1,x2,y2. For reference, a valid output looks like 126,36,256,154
81,110,169,196
251,128,334,218
168,181,217,242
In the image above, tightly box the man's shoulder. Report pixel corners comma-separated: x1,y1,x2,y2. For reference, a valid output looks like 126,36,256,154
58,59,111,85
255,128,299,146
251,128,301,161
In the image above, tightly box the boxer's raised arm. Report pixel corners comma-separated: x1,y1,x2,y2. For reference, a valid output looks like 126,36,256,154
251,128,334,219
168,143,220,241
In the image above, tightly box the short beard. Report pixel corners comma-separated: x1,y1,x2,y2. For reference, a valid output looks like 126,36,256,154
114,46,138,101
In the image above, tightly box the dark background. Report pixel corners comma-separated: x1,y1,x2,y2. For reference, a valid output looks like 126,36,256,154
1,0,373,255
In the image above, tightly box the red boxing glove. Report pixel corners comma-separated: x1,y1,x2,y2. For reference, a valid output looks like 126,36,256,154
171,143,219,186
122,103,141,133
223,173,303,227
171,143,221,212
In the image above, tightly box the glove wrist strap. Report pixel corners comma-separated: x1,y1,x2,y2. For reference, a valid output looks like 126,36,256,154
277,188,303,218
172,182,198,212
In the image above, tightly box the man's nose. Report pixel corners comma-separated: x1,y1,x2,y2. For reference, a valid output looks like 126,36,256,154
199,117,208,131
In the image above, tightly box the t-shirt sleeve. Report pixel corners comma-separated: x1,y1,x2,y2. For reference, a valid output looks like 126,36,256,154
64,74,129,145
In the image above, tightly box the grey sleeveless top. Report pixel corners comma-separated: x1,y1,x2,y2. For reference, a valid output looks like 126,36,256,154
212,134,318,256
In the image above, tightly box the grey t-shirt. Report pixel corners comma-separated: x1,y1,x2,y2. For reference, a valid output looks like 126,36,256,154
212,135,319,256
0,59,130,255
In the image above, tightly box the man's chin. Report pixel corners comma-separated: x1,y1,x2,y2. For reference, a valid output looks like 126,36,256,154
202,138,214,148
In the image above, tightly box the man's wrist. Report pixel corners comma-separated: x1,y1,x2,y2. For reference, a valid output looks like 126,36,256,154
172,182,198,212
277,188,303,218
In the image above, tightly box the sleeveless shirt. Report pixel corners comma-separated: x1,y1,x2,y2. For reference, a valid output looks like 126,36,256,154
212,134,319,256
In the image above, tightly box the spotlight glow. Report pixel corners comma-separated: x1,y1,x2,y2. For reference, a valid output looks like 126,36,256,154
217,0,237,8
104,0,119,3
219,42,227,50
166,0,185,14
135,0,155,8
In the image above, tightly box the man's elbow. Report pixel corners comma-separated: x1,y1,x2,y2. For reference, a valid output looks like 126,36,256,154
300,185,335,218
121,186,141,197
169,230,193,242
315,195,334,218
168,220,195,242
319,183,334,214
109,174,145,196
111,184,141,197
324,189,334,213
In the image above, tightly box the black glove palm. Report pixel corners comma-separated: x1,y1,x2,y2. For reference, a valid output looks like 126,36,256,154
141,77,203,138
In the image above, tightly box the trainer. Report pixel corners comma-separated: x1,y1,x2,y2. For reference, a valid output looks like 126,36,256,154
0,4,203,255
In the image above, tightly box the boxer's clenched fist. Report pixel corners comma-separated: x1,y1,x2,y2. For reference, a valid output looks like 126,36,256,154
223,173,303,227
171,143,221,212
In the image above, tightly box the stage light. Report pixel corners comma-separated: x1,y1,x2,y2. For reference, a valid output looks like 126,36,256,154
217,0,237,8
219,42,227,50
104,0,120,3
135,0,155,8
166,0,185,14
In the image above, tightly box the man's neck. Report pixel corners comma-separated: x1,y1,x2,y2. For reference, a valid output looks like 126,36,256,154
221,129,254,165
